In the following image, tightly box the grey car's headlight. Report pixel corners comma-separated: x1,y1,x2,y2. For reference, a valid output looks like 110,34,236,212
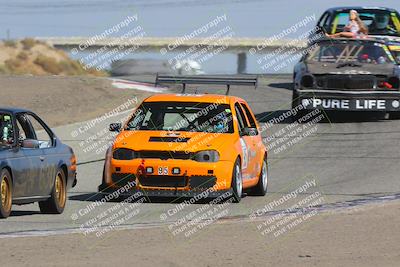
113,148,136,160
194,150,220,162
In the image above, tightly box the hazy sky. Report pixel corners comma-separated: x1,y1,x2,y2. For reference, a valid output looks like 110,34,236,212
0,0,399,38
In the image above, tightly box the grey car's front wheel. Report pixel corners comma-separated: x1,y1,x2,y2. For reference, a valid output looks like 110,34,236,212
39,169,67,214
0,169,12,219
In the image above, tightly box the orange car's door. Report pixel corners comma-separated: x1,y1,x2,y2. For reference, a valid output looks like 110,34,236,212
240,102,262,178
234,103,254,180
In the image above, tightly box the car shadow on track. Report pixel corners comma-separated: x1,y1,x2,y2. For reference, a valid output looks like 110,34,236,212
267,82,293,91
69,193,234,204
10,210,42,217
69,193,104,202
256,110,392,124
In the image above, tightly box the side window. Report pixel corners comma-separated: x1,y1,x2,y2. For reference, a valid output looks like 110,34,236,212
337,13,349,26
0,113,14,145
318,12,329,28
240,103,257,128
27,114,54,148
323,14,333,32
234,103,248,133
16,114,35,140
16,119,27,141
333,12,349,33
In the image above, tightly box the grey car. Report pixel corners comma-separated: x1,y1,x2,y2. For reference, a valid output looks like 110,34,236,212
0,108,77,218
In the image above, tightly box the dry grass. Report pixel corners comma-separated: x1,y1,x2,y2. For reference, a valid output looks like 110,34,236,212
0,39,108,77
0,64,8,74
3,40,17,48
34,54,63,74
21,38,37,50
17,51,29,61
4,58,22,71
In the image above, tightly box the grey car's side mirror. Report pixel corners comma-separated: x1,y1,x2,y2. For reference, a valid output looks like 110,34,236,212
109,123,122,132
21,139,40,149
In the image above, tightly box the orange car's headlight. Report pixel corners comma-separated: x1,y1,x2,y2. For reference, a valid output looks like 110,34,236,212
193,150,220,162
113,148,137,160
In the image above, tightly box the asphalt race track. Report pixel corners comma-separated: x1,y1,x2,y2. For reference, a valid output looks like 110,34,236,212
1,74,400,237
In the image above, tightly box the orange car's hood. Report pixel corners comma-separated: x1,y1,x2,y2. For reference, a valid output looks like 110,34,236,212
114,130,234,152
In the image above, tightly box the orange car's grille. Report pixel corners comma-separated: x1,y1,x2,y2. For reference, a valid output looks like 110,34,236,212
111,173,136,187
137,151,193,160
138,175,188,188
189,176,217,190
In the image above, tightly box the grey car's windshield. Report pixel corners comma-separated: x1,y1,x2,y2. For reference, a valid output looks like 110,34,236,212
126,102,234,133
307,42,396,65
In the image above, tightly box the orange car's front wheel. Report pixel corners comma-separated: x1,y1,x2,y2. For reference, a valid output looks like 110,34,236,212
231,158,242,203
250,157,268,196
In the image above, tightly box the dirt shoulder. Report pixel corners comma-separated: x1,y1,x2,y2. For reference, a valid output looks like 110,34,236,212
1,200,399,267
0,75,150,126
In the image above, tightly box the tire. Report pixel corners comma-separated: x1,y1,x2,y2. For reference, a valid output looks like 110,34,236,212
291,88,299,110
231,158,243,203
292,89,308,122
292,85,309,122
250,157,268,196
39,168,67,214
389,112,400,120
0,169,12,219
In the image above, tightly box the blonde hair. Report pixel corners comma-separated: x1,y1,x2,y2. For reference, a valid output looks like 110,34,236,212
351,10,368,34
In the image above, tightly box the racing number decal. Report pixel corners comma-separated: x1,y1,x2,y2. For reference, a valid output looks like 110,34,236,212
240,138,249,170
158,167,169,175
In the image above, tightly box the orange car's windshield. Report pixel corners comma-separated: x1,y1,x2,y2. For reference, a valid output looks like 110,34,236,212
125,101,234,133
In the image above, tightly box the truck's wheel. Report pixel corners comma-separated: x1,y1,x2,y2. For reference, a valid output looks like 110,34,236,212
39,169,66,214
389,112,400,120
0,169,12,219
292,89,308,122
231,158,243,203
292,89,299,110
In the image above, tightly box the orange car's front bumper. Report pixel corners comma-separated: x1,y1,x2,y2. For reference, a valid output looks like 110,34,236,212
100,158,234,193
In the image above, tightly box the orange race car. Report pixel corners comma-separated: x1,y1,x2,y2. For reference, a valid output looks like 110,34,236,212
98,76,268,202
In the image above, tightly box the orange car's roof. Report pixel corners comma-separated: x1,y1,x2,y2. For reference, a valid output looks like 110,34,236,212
144,94,245,104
